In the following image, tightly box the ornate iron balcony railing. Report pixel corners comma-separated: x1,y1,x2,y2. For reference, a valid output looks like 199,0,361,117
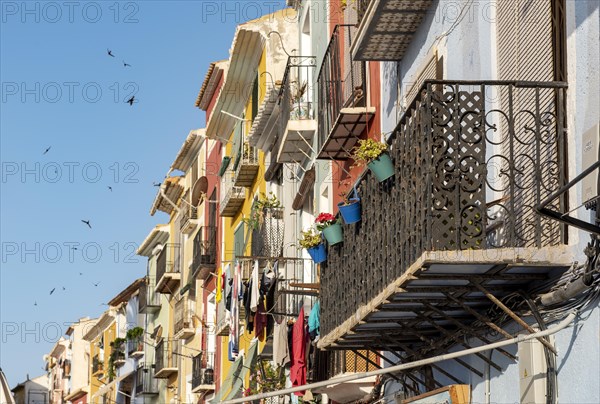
316,24,366,154
136,366,158,395
192,351,216,389
251,207,285,258
192,226,217,271
155,244,181,283
138,277,160,313
321,80,568,336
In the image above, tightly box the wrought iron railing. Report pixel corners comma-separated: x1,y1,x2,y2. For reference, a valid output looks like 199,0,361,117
155,340,178,374
219,170,246,214
92,354,103,375
139,277,160,312
192,351,216,389
127,336,144,355
193,226,217,270
251,208,285,258
317,24,366,153
280,55,317,124
174,298,194,335
179,203,198,231
321,80,568,336
273,259,318,321
136,366,158,394
155,244,181,284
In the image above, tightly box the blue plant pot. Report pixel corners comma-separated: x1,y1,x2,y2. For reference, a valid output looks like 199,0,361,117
307,243,327,264
322,223,343,245
367,153,395,182
338,198,361,224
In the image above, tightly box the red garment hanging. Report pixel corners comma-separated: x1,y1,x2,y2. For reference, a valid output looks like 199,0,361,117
290,306,307,395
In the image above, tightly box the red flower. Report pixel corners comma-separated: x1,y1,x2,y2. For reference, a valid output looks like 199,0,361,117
315,212,335,224
315,212,337,230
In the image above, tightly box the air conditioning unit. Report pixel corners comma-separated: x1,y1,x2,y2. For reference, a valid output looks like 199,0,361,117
582,123,599,210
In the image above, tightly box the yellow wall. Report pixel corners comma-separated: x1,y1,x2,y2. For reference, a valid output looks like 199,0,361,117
218,47,269,396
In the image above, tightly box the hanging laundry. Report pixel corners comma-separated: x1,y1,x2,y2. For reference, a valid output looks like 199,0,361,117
261,262,278,336
308,300,320,341
273,320,290,367
216,266,223,303
228,261,241,360
243,279,254,333
250,259,260,312
254,295,267,340
290,307,307,395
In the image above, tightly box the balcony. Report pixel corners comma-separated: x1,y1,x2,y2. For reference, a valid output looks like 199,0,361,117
155,244,181,294
220,170,246,217
191,352,216,393
136,366,158,395
276,56,318,164
127,337,144,359
273,258,319,319
154,340,178,378
179,203,199,235
92,355,103,377
317,24,374,160
351,0,434,61
139,278,160,313
191,226,217,280
174,298,195,340
233,142,259,187
319,81,571,354
251,208,285,258
112,343,126,367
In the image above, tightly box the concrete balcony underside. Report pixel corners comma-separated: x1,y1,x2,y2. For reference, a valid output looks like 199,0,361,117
154,367,178,379
319,247,572,353
352,0,434,61
155,273,181,294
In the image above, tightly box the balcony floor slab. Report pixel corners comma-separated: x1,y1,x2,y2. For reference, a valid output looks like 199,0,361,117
318,246,573,351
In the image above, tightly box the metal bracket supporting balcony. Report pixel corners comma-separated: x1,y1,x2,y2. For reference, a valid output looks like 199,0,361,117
316,107,376,160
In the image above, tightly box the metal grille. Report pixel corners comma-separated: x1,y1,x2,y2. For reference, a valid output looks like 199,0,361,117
251,208,285,258
321,80,567,336
317,24,366,152
155,244,181,282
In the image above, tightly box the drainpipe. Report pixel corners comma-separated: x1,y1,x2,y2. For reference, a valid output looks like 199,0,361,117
160,168,180,214
484,349,493,404
220,311,578,404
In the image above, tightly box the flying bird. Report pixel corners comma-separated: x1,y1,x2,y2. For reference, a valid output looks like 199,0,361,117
107,186,113,192
81,220,92,229
107,49,115,57
72,247,78,250
123,61,132,67
62,286,66,291
34,301,38,306
93,281,101,287
49,288,56,295
153,182,161,187
43,146,51,155
126,95,136,106
79,272,83,276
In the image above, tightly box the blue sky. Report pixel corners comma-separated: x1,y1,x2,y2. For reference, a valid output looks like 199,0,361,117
0,0,287,386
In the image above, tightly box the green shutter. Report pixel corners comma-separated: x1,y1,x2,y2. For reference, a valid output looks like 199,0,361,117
252,75,259,122
217,156,231,177
234,223,245,258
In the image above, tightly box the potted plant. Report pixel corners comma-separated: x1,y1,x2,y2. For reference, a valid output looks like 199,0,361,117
338,187,361,224
299,227,326,264
352,138,395,182
126,327,144,352
289,81,310,120
243,192,283,230
315,212,343,245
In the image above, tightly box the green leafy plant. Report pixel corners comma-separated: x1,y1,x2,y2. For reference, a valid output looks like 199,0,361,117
352,138,388,166
298,227,323,249
126,327,144,340
107,338,126,381
244,361,286,398
243,192,282,230
290,80,307,105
